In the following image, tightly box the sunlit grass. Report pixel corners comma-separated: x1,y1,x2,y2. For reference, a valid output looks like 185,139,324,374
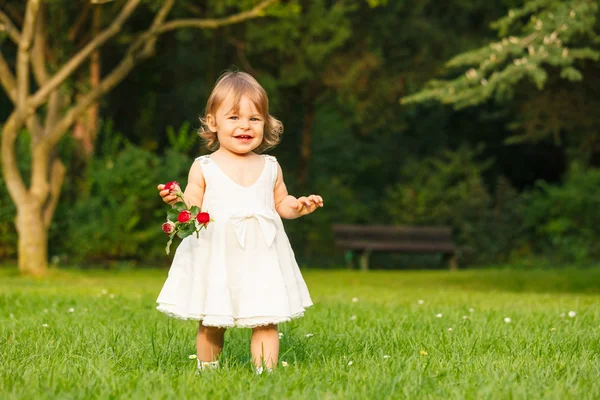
1,267,599,399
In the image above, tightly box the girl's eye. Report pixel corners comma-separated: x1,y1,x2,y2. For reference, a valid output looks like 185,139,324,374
251,117,261,122
229,116,238,120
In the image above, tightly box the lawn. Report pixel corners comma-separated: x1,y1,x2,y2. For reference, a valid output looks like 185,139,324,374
1,267,599,399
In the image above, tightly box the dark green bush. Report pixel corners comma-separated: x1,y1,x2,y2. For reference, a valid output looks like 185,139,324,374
522,163,600,264
61,144,192,264
384,146,527,264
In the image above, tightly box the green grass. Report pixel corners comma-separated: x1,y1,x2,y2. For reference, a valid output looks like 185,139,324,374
1,267,599,399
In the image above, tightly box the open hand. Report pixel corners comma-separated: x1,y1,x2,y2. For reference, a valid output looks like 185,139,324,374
157,184,179,206
289,194,324,216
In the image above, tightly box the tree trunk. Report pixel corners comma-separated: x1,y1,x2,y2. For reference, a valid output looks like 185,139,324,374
16,201,48,275
298,94,315,189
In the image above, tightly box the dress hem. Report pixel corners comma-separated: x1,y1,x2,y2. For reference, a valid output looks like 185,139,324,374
156,304,312,328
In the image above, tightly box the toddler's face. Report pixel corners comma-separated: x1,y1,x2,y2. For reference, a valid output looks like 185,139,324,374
208,94,265,155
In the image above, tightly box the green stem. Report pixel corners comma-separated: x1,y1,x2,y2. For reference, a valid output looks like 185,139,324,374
177,192,189,208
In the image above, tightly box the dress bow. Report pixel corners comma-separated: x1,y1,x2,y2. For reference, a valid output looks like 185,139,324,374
229,210,277,248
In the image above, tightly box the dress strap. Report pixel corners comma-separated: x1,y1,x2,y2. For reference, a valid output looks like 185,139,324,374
195,155,214,185
262,154,278,187
196,155,211,164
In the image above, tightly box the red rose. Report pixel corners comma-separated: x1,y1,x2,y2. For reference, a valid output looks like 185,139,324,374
162,221,176,235
177,210,191,223
197,212,210,225
164,181,181,193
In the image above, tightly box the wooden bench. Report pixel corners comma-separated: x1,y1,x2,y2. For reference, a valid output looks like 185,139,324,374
332,224,458,271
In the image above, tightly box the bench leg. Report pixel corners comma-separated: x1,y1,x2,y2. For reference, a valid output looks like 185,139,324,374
448,255,457,272
344,250,354,270
359,250,371,271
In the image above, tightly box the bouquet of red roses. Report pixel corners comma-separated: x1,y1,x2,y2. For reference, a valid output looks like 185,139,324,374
161,181,212,255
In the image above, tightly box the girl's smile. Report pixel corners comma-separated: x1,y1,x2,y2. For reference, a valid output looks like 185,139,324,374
234,134,254,143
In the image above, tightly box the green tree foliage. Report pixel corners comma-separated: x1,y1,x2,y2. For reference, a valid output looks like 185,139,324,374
402,0,600,109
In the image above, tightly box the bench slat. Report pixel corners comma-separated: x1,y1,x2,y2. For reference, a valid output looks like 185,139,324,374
335,240,455,254
332,224,452,241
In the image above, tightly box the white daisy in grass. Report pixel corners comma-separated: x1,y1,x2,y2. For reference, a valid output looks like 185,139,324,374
417,299,424,305
9,313,14,319
43,309,48,313
109,294,115,299
462,315,469,320
101,289,108,295
347,361,353,366
278,332,284,339
352,297,359,303
383,355,391,359
504,317,511,323
188,354,197,360
447,328,453,332
281,361,289,367
420,349,428,356
469,308,475,313
305,333,314,338
68,308,75,313
568,311,576,318
42,324,49,328
435,313,442,318
349,315,357,321
551,328,556,331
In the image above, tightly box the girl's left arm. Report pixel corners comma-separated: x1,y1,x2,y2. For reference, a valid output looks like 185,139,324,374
274,162,323,219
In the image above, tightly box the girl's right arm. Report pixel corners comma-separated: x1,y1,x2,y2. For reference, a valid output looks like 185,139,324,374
158,161,206,208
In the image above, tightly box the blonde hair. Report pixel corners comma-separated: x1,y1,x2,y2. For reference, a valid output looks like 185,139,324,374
198,71,283,153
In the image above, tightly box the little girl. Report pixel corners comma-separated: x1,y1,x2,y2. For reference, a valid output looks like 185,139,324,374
156,71,323,374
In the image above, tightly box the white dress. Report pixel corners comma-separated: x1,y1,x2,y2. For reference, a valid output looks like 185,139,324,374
156,154,313,328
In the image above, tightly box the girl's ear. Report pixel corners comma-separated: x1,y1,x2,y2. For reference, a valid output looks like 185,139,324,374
206,114,217,133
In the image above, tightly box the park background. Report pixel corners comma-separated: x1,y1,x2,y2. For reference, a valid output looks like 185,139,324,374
1,1,599,399
2,0,600,271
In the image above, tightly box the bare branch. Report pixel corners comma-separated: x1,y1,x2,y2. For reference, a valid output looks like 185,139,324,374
185,3,204,16
43,159,66,228
0,1,24,25
0,112,28,203
44,46,141,150
67,1,91,41
156,0,277,33
229,36,258,77
0,9,21,44
28,0,141,111
0,48,17,102
41,0,277,150
44,91,63,133
142,0,174,55
1,48,46,142
1,47,45,139
31,2,49,86
16,0,39,117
